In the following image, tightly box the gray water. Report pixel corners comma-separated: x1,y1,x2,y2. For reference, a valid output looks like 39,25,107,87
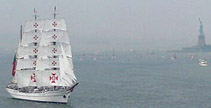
1,51,211,108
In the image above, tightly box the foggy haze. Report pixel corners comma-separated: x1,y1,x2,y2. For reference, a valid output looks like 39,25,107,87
0,0,211,52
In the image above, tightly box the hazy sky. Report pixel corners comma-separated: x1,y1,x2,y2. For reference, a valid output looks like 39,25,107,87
0,0,211,52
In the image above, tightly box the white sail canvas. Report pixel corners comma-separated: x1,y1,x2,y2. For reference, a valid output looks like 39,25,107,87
40,31,70,45
36,70,62,87
60,45,76,85
17,46,39,58
38,44,72,58
21,31,42,46
16,59,37,70
24,20,45,32
59,55,74,86
36,58,60,70
43,19,67,31
16,70,37,88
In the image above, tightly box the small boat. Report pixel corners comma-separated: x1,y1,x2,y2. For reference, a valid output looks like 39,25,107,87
188,55,195,60
171,54,176,60
199,59,208,66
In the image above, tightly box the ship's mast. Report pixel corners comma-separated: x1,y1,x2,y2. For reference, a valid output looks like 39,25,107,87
20,25,22,41
53,6,58,19
33,8,38,20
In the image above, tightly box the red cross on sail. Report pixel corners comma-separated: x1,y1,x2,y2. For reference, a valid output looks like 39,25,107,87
52,48,57,53
52,34,57,39
52,61,57,66
31,73,36,82
33,48,38,53
33,23,39,28
52,22,57,27
33,60,37,66
49,73,58,83
34,35,38,40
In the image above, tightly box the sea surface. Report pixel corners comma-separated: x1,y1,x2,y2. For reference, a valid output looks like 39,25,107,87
1,51,211,108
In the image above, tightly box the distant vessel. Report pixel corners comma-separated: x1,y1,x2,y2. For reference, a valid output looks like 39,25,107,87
199,59,208,66
171,54,176,60
167,54,176,60
93,57,97,61
6,7,78,103
188,55,195,60
111,49,117,60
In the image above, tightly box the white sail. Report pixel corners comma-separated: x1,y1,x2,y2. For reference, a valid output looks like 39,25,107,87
68,57,74,70
61,45,76,80
40,31,70,45
24,20,44,32
59,44,76,87
21,31,42,46
43,19,66,31
16,70,37,88
36,58,60,70
59,56,74,86
36,70,62,87
38,44,72,58
16,59,37,70
17,46,39,58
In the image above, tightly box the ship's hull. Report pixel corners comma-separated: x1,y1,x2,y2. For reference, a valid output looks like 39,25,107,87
199,63,207,66
6,88,72,103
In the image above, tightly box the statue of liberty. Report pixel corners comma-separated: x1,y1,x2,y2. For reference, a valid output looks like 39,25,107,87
199,18,204,35
198,18,205,46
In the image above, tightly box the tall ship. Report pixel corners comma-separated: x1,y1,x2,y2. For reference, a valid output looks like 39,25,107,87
6,7,78,103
